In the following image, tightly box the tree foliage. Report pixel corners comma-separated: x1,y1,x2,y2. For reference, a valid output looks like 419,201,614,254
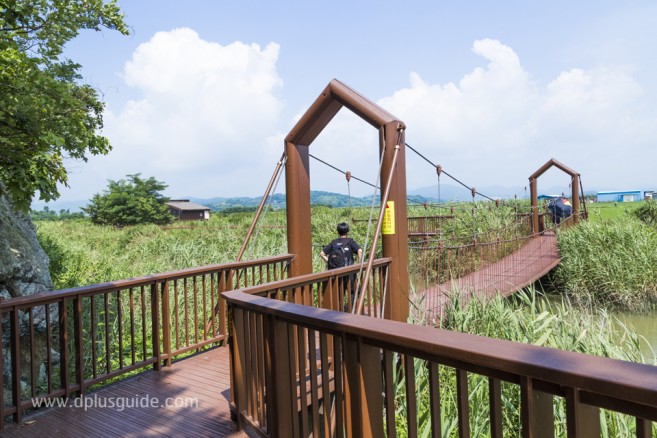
30,206,85,221
0,0,128,211
83,174,173,226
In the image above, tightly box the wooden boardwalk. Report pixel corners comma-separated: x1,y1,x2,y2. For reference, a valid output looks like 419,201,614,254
2,347,245,438
417,233,560,321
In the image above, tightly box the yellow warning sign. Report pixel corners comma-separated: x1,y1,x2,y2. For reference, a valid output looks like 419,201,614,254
382,201,395,235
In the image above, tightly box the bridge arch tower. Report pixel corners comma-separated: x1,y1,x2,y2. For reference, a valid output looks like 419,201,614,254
284,79,409,322
529,158,581,233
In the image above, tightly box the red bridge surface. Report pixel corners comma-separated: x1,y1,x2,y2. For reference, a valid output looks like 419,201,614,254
417,233,560,322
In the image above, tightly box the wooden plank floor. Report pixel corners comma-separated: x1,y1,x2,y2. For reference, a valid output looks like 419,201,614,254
2,347,246,437
417,233,560,321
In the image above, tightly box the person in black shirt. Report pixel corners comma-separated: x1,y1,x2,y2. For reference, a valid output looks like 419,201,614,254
320,222,362,311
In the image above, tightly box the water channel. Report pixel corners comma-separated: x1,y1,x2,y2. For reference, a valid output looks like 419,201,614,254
538,294,657,363
612,308,657,361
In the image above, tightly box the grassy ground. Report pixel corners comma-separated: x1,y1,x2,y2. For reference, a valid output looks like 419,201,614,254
586,201,645,222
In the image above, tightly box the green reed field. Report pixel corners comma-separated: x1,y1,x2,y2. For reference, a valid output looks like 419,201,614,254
34,202,656,436
35,200,657,311
36,201,530,289
37,206,367,289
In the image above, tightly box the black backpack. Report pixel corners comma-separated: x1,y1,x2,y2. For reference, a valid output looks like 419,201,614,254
327,239,352,270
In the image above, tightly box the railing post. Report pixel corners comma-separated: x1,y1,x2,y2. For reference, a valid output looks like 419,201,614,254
10,307,21,424
151,281,161,371
268,316,294,438
59,298,70,397
521,377,555,438
160,280,172,367
230,306,247,430
0,309,4,430
571,173,580,224
636,418,652,438
343,334,384,437
74,295,85,396
218,270,227,344
566,388,600,437
530,177,539,235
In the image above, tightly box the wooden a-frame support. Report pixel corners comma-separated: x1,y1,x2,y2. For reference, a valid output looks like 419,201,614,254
529,158,582,234
284,79,409,322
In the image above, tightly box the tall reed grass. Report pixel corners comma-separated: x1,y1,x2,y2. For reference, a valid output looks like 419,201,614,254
553,218,657,310
36,207,374,289
394,288,655,437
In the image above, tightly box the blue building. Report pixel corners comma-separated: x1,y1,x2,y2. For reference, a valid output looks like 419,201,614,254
596,190,643,202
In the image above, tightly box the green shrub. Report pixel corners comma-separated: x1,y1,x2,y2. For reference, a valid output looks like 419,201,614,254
632,200,657,228
83,174,173,226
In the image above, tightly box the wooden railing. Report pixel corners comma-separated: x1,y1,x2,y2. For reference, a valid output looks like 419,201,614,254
224,259,391,434
224,267,657,437
406,215,454,237
0,254,293,428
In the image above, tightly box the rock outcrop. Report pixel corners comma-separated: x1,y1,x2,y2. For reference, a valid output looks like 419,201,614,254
0,192,53,300
1,191,55,400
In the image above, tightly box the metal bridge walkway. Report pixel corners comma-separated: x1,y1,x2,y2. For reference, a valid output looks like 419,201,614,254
1,347,244,438
417,232,560,321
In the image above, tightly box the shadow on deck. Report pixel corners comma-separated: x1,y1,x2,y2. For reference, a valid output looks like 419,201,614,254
417,232,560,320
2,347,244,438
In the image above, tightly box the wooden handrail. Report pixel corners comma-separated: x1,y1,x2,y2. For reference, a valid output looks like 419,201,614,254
0,254,294,428
0,254,294,309
225,275,657,436
225,291,657,407
236,257,391,296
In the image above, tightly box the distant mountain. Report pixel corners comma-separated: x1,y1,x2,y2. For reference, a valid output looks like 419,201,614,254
190,191,379,211
32,184,602,214
189,185,563,211
408,183,528,201
408,182,596,201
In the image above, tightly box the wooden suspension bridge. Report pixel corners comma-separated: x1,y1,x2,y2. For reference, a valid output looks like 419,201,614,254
416,231,560,322
1,80,654,437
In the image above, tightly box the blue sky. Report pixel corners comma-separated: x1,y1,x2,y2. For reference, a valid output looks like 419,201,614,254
39,0,657,207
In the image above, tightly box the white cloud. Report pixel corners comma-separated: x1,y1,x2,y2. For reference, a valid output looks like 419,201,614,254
303,110,381,198
64,28,284,200
377,39,656,192
53,36,656,208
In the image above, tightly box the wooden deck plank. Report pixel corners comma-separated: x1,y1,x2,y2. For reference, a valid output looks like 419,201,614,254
417,233,560,321
2,347,247,438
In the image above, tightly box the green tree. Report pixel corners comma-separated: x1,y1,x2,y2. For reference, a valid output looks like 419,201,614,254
83,174,173,226
30,206,85,221
0,0,128,211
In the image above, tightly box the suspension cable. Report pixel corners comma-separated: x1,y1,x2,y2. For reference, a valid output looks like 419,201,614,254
356,127,405,315
471,187,477,242
405,142,497,202
346,171,352,211
309,152,424,206
247,154,287,261
352,130,388,313
236,151,286,261
309,153,377,189
579,175,588,219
